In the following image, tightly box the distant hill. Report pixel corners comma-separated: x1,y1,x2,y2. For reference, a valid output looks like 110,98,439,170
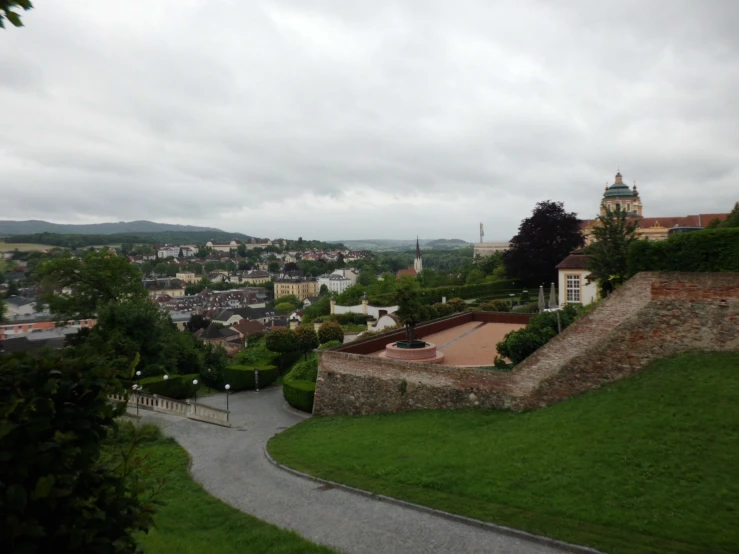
342,239,470,251
0,219,228,235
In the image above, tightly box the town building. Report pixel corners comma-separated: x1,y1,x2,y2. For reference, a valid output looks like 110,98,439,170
157,246,180,259
274,277,318,301
206,240,239,252
318,273,353,294
175,271,199,284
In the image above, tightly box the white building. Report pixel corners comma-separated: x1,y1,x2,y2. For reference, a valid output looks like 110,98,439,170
556,251,598,307
157,246,180,259
4,296,37,317
332,268,359,285
318,273,353,294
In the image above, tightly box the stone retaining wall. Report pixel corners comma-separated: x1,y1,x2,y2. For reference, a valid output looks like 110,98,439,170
313,272,739,416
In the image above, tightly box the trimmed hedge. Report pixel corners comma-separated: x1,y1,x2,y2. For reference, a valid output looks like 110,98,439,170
628,228,739,274
364,280,520,307
283,376,316,413
318,340,342,350
223,365,278,391
138,373,198,399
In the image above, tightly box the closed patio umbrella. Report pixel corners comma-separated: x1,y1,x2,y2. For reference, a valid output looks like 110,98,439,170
538,285,546,312
549,282,558,310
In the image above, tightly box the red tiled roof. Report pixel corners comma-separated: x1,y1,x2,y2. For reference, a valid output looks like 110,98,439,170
556,252,591,270
581,213,728,230
396,267,417,278
231,319,266,337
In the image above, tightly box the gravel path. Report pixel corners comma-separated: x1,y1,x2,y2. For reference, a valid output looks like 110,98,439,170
134,388,580,554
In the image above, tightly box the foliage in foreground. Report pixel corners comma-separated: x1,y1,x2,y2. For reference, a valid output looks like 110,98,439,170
0,0,32,29
0,350,156,553
269,352,739,554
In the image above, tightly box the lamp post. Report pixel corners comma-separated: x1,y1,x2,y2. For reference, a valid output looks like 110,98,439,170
509,293,515,308
225,384,231,421
132,384,140,417
192,379,198,413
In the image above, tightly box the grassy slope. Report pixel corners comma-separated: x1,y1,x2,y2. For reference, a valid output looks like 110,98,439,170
137,437,335,554
269,352,739,554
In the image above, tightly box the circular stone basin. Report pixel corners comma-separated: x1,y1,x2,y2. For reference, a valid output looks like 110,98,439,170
379,341,445,364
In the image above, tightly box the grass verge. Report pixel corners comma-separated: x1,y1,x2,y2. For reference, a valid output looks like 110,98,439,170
268,351,739,554
133,428,336,554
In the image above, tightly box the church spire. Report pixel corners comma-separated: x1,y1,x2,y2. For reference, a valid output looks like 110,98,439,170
414,236,423,273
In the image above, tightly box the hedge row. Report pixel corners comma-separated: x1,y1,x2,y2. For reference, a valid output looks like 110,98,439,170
224,365,278,391
366,280,521,307
138,373,198,399
628,228,739,274
282,376,316,413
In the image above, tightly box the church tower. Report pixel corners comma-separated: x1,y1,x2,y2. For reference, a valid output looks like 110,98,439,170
600,171,642,217
413,237,423,273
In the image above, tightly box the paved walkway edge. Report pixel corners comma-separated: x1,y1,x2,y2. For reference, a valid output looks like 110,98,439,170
263,448,604,554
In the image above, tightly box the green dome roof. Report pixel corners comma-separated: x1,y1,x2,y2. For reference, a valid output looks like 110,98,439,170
604,184,636,198
603,172,637,199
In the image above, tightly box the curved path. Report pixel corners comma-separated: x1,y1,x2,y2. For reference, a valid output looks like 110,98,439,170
135,388,581,554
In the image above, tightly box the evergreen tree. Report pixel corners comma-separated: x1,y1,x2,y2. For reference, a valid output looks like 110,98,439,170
586,208,638,296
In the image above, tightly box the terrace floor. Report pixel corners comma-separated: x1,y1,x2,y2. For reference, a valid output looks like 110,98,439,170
369,321,526,366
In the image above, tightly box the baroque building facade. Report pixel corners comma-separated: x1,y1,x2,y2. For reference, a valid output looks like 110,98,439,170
581,171,729,244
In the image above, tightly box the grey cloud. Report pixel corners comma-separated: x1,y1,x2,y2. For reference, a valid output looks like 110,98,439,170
1,0,737,240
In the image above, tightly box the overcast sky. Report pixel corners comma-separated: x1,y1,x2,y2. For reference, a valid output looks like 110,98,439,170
2,1,737,241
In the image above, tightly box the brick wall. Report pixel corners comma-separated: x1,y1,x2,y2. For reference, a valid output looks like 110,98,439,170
514,272,739,409
313,273,739,416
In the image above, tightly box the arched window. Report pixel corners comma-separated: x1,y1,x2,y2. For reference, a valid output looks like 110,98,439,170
615,202,621,211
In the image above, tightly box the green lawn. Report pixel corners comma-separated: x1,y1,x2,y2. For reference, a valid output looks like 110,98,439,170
135,432,335,554
0,242,59,252
269,352,739,554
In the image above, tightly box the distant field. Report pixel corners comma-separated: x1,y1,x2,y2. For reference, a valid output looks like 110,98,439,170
0,242,60,252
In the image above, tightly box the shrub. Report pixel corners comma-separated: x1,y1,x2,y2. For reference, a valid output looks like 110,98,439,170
139,373,198,399
496,304,583,364
480,300,511,312
627,228,739,274
318,340,342,350
223,364,278,391
446,297,468,313
0,350,156,553
431,302,455,317
288,357,318,382
282,375,316,413
318,320,344,344
294,326,319,359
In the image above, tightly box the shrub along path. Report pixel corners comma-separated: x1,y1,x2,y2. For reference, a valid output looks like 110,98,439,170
268,352,739,554
133,387,567,554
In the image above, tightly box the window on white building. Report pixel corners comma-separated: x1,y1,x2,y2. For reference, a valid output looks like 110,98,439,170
566,275,581,303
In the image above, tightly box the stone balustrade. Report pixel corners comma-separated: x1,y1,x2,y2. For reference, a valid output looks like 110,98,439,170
110,392,231,427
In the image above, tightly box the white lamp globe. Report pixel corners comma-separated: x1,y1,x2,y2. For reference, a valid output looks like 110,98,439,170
225,384,231,390
192,379,198,385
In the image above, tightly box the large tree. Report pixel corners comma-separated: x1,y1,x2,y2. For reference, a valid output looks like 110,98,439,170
586,208,638,296
38,251,147,320
504,200,584,287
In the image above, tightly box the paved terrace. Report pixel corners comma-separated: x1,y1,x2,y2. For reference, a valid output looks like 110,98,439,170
367,316,527,366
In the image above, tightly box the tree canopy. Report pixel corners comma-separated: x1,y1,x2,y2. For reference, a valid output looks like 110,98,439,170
504,200,585,287
38,251,147,320
394,277,426,343
586,208,638,295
